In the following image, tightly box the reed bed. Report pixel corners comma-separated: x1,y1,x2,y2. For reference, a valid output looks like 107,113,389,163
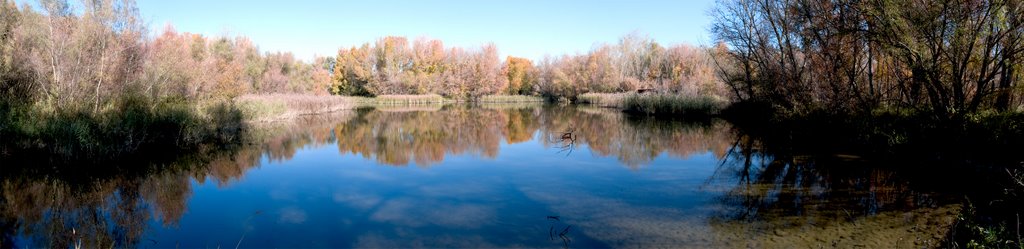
479,95,545,103
621,94,725,118
236,94,358,121
577,93,630,108
366,94,447,105
0,96,245,161
479,102,545,110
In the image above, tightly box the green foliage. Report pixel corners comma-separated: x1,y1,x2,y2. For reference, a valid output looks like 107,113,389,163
953,202,1024,249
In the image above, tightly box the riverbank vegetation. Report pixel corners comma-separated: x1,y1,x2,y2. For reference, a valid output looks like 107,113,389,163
4,0,1023,245
577,92,726,118
711,0,1024,116
621,94,725,118
1,0,729,162
327,33,728,102
710,0,1024,247
479,95,545,103
235,94,357,122
0,0,340,160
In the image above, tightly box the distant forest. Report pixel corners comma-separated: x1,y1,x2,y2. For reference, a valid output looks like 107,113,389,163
0,0,726,113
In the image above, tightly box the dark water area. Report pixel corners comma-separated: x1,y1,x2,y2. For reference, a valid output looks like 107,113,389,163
1,104,975,248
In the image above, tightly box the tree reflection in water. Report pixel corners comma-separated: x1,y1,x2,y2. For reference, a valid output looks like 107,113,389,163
1,105,743,247
0,112,353,248
704,132,961,248
327,105,732,168
0,105,964,248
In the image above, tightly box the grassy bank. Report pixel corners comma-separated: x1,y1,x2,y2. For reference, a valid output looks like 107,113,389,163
478,95,545,103
236,94,359,122
577,93,726,119
359,94,448,105
577,93,629,108
621,94,725,118
0,96,245,165
318,94,547,106
235,94,546,120
362,94,544,104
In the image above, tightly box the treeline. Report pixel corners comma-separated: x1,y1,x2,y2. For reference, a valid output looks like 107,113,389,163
148,27,332,100
712,0,1024,116
535,34,726,100
1,0,727,108
0,0,330,114
330,37,503,98
329,34,727,100
0,0,336,159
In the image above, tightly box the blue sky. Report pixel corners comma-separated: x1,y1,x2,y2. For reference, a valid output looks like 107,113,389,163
132,1,715,61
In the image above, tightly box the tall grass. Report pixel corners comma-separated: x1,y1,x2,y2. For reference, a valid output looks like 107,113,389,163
365,94,447,105
621,94,725,118
0,95,245,163
236,94,357,121
479,95,545,103
577,93,629,108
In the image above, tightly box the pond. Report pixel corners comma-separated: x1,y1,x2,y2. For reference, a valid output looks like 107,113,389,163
1,104,961,248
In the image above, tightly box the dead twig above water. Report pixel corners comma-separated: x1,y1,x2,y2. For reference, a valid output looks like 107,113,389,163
549,127,578,156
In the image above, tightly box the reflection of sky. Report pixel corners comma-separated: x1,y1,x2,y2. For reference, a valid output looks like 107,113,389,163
146,126,728,248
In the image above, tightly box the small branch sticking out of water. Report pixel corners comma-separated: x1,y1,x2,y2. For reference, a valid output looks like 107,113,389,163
234,233,246,249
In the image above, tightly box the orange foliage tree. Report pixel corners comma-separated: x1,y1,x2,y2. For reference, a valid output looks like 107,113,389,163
501,56,536,95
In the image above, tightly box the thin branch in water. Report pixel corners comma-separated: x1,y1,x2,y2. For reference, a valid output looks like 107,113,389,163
234,233,246,249
549,127,578,156
558,225,572,249
236,210,263,249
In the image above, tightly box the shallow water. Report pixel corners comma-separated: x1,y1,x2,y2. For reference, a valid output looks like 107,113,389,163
1,105,959,248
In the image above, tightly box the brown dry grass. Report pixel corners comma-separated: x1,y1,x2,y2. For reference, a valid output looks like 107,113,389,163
371,94,447,105
577,93,630,108
479,95,545,103
236,94,358,122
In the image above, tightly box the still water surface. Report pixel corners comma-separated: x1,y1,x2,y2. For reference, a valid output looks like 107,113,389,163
3,105,958,248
